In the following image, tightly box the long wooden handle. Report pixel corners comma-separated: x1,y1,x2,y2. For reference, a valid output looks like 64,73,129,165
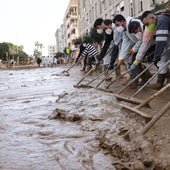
117,63,154,95
136,83,170,109
132,60,170,97
62,63,76,73
85,70,107,86
76,67,95,85
141,101,170,135
106,69,130,89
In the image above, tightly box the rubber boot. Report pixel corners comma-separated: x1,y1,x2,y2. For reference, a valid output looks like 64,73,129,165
151,74,166,90
130,79,139,89
80,66,86,72
85,65,92,74
129,65,140,89
139,69,153,86
165,69,170,84
115,66,121,79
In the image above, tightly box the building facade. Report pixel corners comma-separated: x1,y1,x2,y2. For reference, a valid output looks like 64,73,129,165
48,45,57,57
55,28,63,53
55,0,168,55
64,0,80,49
78,0,169,36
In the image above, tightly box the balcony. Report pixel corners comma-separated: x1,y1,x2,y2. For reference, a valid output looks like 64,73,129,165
66,16,71,26
70,33,77,41
70,22,78,32
70,12,78,19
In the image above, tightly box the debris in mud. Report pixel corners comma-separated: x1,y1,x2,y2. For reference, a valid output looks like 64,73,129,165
55,92,69,102
48,108,83,122
51,73,61,76
96,127,169,170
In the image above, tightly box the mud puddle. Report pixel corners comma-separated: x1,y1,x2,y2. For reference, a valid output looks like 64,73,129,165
0,66,169,170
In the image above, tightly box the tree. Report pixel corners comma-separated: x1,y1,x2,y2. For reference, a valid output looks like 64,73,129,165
77,28,104,45
55,52,64,59
90,28,104,44
34,41,43,58
0,42,29,64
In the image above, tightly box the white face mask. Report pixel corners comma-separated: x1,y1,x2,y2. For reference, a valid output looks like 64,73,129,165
116,26,124,32
135,32,142,39
83,43,86,47
105,28,112,35
97,29,103,34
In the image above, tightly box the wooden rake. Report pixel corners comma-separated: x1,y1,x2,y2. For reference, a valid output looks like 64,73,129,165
116,60,170,104
116,63,154,104
123,100,170,142
73,66,95,88
61,63,77,76
119,83,170,119
73,46,114,89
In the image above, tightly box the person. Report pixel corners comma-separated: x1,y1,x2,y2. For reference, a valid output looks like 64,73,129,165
64,46,71,63
93,18,123,70
102,41,113,81
79,40,99,72
37,57,42,67
74,41,87,71
112,14,143,66
141,9,170,90
127,21,155,88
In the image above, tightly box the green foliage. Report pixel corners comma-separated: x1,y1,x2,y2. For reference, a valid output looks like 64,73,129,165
82,33,93,43
78,28,104,44
153,0,170,13
33,49,41,58
0,42,28,62
55,52,64,59
90,28,104,44
75,37,83,43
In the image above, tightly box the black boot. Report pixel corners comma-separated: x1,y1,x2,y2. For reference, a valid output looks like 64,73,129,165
165,69,170,84
151,74,166,90
139,67,152,86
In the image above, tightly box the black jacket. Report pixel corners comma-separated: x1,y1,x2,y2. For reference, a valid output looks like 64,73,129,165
76,44,86,62
98,32,113,61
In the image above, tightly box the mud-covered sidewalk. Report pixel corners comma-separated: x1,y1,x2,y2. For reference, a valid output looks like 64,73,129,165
0,65,169,170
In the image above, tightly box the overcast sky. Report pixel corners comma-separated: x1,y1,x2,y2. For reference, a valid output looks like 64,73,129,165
0,0,69,56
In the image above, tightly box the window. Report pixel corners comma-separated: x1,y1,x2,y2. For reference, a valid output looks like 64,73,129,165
120,1,124,12
130,0,134,17
116,5,120,14
140,0,143,12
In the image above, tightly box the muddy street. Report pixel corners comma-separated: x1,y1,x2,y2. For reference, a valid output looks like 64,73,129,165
0,66,169,170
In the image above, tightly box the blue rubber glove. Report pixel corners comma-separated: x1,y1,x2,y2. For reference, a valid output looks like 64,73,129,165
130,64,136,70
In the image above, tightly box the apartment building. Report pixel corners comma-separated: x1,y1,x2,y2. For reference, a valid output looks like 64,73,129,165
78,0,169,36
55,28,63,52
64,0,80,49
48,45,57,57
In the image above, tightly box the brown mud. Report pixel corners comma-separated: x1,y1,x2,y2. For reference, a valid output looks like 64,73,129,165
0,65,169,170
